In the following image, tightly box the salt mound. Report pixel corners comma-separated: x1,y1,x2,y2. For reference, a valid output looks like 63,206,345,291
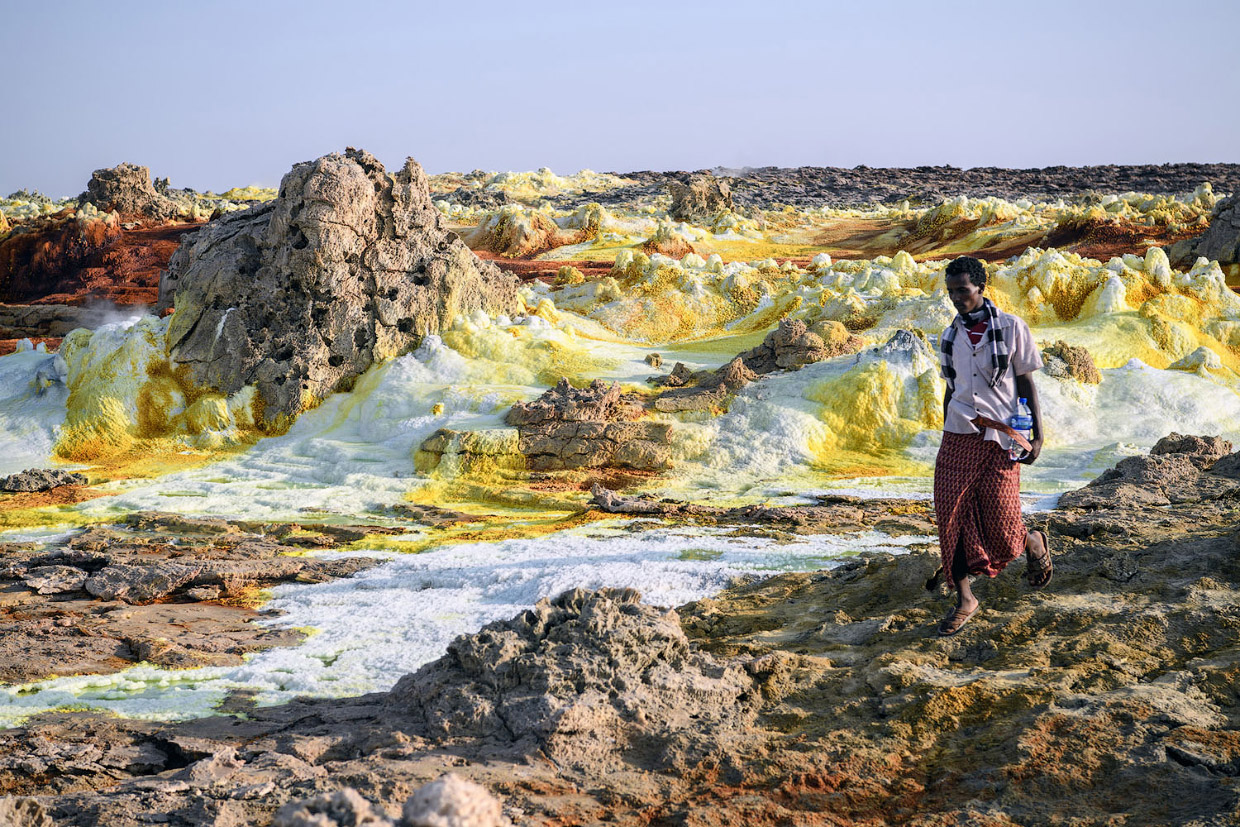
160,148,520,427
386,588,766,773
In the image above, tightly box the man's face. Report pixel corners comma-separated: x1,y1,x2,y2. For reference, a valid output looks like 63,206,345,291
946,273,984,315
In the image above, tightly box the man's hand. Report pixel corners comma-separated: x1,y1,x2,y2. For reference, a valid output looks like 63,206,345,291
1019,436,1042,465
1014,371,1043,466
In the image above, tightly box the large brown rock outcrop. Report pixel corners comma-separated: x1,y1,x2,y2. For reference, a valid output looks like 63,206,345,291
738,318,862,373
650,319,862,413
504,378,671,471
160,148,520,426
78,163,180,221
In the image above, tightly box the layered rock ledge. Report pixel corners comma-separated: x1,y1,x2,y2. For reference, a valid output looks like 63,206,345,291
0,512,387,681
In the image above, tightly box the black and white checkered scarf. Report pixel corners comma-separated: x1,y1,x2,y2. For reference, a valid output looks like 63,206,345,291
939,298,1009,393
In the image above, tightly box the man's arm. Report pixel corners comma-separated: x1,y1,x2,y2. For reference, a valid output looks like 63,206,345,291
942,387,951,427
1014,372,1043,464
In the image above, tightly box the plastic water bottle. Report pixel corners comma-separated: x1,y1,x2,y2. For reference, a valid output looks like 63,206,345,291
1009,397,1034,461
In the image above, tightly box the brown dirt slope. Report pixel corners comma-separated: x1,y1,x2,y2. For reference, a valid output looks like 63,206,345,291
0,214,200,306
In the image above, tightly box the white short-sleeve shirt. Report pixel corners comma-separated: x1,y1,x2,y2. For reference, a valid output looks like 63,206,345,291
941,307,1043,446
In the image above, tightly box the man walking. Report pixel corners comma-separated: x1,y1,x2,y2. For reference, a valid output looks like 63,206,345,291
935,256,1052,636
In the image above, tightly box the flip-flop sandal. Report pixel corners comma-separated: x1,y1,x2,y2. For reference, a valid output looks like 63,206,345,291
937,604,978,637
1026,529,1053,589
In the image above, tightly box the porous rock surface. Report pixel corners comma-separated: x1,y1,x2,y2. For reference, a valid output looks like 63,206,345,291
386,588,765,773
1057,432,1238,508
0,468,87,493
402,774,510,827
159,148,520,426
504,379,671,471
1169,193,1240,269
273,788,390,827
276,778,511,827
0,797,51,827
668,173,733,223
78,163,180,221
6,438,1240,825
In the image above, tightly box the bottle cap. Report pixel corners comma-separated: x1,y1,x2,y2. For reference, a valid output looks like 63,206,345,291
1018,397,1027,405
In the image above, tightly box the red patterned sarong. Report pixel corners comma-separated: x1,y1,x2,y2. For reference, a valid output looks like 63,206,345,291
933,431,1026,588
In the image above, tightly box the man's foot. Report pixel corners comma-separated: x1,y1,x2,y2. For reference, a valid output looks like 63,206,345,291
937,600,978,636
1026,529,1052,589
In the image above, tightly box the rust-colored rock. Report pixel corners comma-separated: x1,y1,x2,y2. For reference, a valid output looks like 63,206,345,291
0,214,198,307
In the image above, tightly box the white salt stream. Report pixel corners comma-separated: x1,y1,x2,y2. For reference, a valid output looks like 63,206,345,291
0,522,934,726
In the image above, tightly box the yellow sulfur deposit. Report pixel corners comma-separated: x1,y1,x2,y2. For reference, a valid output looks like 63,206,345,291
216,186,277,202
440,317,617,388
413,428,523,478
807,359,942,475
50,317,266,469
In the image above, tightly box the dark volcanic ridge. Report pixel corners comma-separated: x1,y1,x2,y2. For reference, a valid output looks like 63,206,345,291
568,163,1240,210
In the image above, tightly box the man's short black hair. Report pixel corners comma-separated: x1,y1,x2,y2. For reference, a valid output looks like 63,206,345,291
945,256,987,289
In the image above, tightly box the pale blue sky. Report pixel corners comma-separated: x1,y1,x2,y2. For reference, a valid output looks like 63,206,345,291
3,0,1238,196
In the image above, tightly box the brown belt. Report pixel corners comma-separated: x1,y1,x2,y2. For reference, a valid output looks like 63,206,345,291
972,415,1033,452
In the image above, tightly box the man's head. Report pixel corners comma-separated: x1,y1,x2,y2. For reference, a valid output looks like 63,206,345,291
944,256,987,315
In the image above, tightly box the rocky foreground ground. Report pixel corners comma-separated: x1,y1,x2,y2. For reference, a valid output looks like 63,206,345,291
0,436,1236,826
